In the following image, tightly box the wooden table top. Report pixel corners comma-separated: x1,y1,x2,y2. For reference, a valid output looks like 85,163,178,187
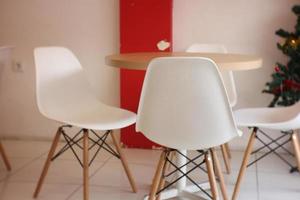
105,52,263,71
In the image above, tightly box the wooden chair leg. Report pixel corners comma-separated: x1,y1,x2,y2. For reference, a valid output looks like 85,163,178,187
155,151,172,200
111,131,137,193
291,131,300,171
83,129,89,200
224,143,232,159
232,128,257,200
149,150,167,200
205,152,219,200
0,141,11,171
33,127,62,198
211,148,228,200
221,144,231,174
167,151,175,171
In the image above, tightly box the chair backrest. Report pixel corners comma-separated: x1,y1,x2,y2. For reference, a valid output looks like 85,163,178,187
285,102,300,130
136,57,240,150
186,43,237,107
34,47,93,119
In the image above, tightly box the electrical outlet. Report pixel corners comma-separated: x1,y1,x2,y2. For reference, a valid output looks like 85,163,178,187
12,61,24,73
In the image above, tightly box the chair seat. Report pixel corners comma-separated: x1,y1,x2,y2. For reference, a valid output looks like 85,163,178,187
234,106,300,131
44,99,136,130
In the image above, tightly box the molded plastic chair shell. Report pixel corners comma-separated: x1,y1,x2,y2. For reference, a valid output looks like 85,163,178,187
186,44,237,107
234,102,300,131
136,57,240,150
34,47,136,130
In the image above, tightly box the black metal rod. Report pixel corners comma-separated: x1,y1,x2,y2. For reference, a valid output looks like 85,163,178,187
90,130,120,157
51,136,84,161
176,150,207,173
247,137,291,167
63,131,83,150
160,156,212,199
58,129,83,150
51,129,84,161
50,126,122,168
258,128,294,156
175,150,205,167
89,133,110,166
164,151,205,177
251,133,288,154
62,132,83,167
88,136,120,158
255,135,294,168
88,130,110,150
88,133,108,151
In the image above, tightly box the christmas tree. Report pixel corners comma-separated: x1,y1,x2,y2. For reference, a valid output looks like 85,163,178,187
263,5,300,107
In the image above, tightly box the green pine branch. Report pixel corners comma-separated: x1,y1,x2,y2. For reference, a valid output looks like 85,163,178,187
276,29,291,38
264,4,300,107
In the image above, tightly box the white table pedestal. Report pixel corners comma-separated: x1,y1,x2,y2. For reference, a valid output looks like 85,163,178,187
144,150,210,200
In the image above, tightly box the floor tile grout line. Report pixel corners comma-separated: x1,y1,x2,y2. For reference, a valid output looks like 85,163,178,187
0,151,49,183
3,179,81,185
64,155,113,200
0,151,48,200
254,153,260,200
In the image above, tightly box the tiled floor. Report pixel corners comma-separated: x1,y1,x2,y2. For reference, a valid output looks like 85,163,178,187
0,140,299,200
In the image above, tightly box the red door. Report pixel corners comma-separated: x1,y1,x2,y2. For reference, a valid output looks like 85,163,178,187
120,0,173,148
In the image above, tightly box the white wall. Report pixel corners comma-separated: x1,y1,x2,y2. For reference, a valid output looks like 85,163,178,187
0,0,120,139
173,0,299,149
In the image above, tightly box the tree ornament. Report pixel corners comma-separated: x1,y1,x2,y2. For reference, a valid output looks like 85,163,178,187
286,37,299,49
284,79,300,90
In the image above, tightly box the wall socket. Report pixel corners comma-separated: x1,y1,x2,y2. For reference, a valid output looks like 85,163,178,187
12,61,24,73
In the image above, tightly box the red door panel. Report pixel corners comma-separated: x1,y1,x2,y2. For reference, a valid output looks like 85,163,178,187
120,0,173,148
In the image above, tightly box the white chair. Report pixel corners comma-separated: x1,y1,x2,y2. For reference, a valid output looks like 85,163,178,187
0,46,13,171
186,44,237,107
232,103,300,200
33,47,137,200
187,43,237,174
136,57,241,200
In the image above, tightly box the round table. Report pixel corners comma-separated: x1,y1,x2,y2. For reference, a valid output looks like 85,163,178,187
105,52,262,71
105,52,263,200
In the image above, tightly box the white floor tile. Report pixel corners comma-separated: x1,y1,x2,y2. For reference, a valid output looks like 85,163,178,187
0,157,36,181
8,159,105,185
227,185,259,200
256,152,296,174
2,140,50,158
110,148,161,166
90,160,155,190
0,181,79,200
68,185,149,200
258,171,300,200
0,139,299,200
226,170,259,200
